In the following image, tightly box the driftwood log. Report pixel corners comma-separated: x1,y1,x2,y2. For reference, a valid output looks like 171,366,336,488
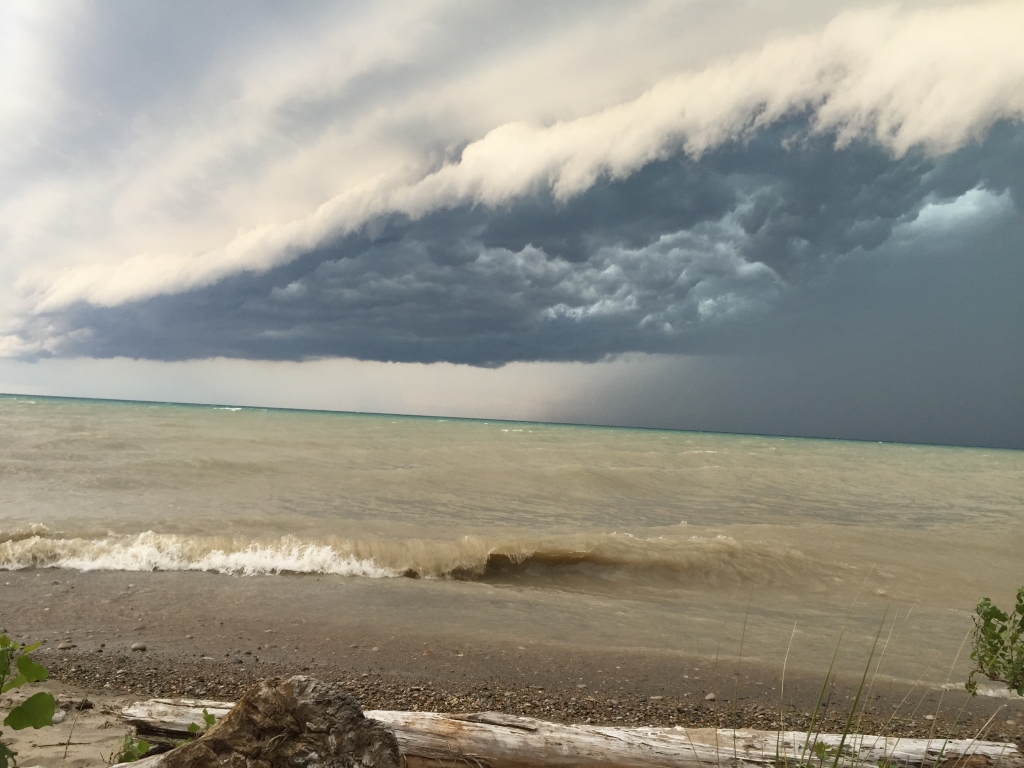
120,690,1023,768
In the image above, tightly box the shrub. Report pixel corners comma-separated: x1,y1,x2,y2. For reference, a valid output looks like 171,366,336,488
966,586,1024,696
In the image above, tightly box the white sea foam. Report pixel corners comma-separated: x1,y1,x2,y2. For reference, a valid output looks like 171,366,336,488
0,532,396,577
942,681,1023,700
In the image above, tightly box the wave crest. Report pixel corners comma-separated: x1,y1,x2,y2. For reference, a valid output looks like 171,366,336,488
0,529,840,589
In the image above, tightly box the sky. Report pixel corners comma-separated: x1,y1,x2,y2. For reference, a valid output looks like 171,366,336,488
1,1,1022,448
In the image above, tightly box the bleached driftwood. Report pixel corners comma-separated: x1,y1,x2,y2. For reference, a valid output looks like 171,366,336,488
121,698,235,736
120,698,1023,768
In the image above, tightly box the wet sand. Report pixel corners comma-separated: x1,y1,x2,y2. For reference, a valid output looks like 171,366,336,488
2,568,1022,758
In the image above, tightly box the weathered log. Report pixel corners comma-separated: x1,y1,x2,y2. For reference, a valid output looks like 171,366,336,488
377,711,1022,768
121,698,234,737
120,693,1022,768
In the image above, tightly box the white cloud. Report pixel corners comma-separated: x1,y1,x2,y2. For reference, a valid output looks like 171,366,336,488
899,187,1015,237
2,1,1023,354
0,1,76,171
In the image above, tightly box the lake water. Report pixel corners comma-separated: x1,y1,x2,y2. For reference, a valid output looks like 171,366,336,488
2,393,1021,685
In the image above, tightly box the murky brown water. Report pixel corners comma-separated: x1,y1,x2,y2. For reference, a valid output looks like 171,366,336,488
2,393,1022,684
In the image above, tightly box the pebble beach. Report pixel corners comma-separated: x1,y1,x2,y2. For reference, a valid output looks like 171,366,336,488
2,568,1022,755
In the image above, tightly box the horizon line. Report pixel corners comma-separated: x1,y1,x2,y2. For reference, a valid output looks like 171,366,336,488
1,390,1018,454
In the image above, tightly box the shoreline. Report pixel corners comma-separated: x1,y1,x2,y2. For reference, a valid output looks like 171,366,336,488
40,650,1024,744
6,674,1021,768
2,568,1021,750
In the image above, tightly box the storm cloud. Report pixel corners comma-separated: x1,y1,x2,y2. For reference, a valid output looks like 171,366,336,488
1,1,1021,447
19,121,1023,368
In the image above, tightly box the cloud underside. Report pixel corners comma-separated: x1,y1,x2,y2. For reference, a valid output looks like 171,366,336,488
1,1,1022,377
15,120,1024,366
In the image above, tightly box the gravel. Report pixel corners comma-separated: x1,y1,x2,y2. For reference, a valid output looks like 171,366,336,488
40,649,1024,747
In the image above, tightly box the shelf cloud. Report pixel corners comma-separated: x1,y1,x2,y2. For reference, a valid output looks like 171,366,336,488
9,2,1024,318
0,1,1021,446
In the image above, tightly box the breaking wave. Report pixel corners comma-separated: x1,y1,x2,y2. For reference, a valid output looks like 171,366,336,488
0,526,843,590
0,529,393,578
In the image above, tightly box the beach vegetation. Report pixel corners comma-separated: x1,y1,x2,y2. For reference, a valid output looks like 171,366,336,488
776,612,886,768
108,733,151,764
966,586,1024,696
0,634,55,768
187,707,216,736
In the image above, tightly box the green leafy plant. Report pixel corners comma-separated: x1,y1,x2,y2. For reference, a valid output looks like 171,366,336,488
811,741,842,766
966,586,1024,696
186,707,216,737
108,733,151,764
0,634,56,768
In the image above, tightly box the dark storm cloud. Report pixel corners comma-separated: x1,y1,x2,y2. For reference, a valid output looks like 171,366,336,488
31,120,1024,373
568,196,1024,449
